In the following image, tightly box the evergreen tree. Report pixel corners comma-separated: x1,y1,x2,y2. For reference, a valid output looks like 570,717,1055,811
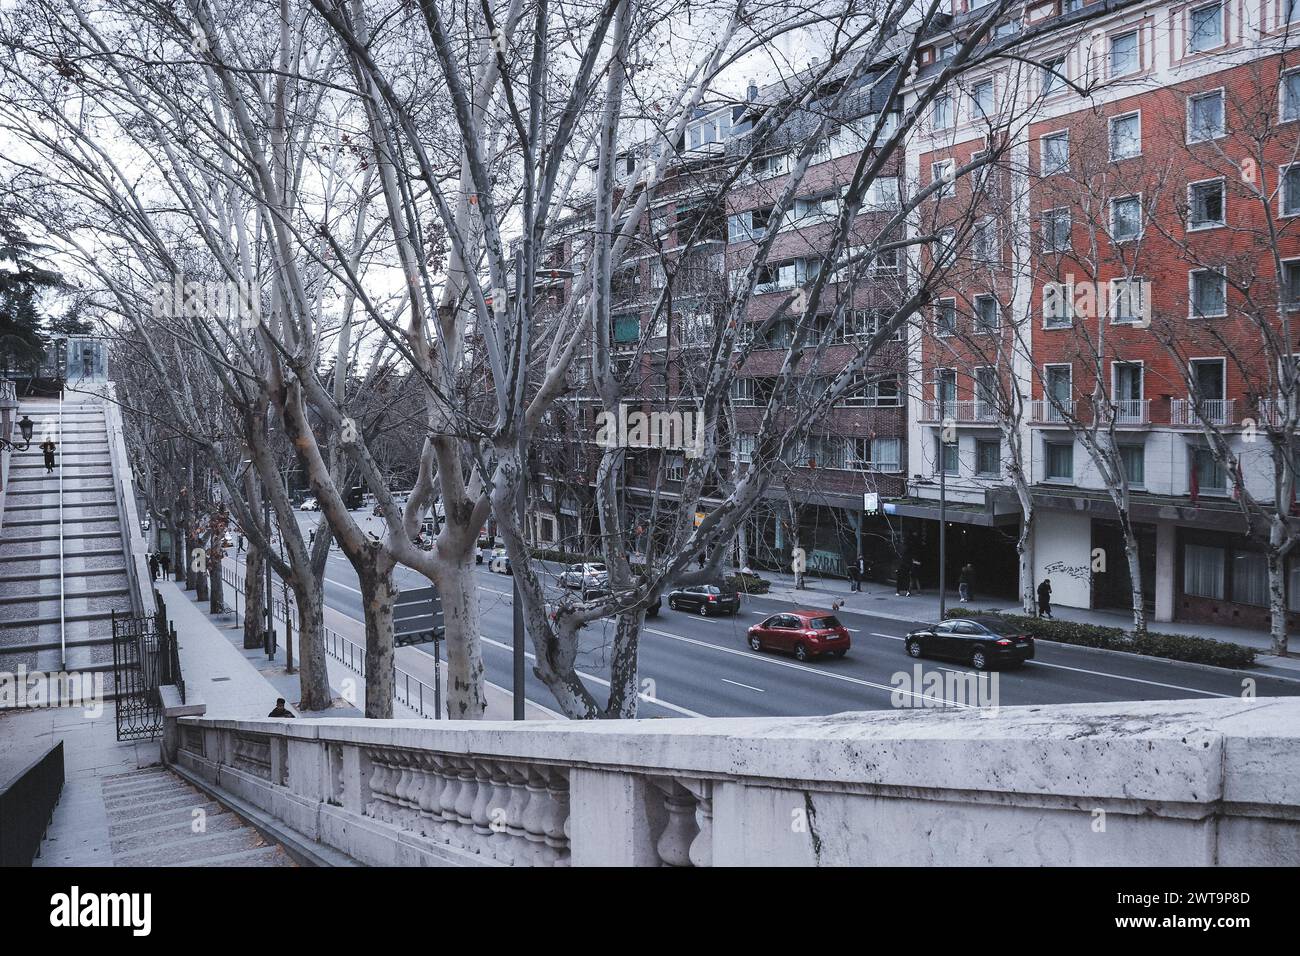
0,206,65,376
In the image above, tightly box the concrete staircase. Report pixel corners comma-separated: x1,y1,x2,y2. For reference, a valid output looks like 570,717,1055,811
35,764,296,867
0,396,134,682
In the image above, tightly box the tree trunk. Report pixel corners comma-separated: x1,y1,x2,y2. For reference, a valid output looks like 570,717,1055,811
291,576,333,711
1017,514,1035,616
209,563,223,615
1267,544,1289,657
1117,512,1147,636
429,558,488,719
195,556,209,602
357,561,396,719
736,520,750,571
604,612,642,718
243,547,265,649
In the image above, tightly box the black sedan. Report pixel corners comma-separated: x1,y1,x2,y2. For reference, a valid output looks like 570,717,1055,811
666,585,741,617
904,617,1034,671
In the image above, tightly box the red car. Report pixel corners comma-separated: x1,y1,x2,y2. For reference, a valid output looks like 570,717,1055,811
747,610,851,661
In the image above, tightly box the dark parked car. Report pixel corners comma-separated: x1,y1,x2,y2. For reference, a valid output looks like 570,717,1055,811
904,617,1034,671
667,584,740,617
747,611,850,660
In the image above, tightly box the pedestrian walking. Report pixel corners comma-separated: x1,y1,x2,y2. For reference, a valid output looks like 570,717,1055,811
1037,578,1053,618
267,698,295,718
148,553,160,582
159,553,171,578
237,533,244,553
895,558,911,597
959,562,975,603
41,437,56,473
851,555,866,592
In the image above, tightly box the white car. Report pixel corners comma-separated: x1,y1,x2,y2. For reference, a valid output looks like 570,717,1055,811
558,563,608,590
299,497,320,511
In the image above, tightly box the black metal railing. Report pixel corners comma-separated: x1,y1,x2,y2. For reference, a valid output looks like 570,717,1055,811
0,741,65,866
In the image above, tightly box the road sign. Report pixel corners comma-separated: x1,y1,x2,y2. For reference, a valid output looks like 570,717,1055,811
393,586,444,648
863,492,879,514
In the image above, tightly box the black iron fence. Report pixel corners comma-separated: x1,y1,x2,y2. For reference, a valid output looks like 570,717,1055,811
0,741,64,866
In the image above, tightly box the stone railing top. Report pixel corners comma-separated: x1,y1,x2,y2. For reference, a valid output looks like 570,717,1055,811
182,696,1300,809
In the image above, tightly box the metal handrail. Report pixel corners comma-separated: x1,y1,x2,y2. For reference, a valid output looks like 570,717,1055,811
221,562,442,719
58,393,65,671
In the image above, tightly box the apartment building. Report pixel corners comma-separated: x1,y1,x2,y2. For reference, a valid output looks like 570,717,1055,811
902,0,1300,627
529,64,913,578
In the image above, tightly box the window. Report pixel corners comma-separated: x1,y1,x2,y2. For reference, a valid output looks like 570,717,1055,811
971,79,994,118
1192,447,1227,493
1184,543,1225,599
1188,3,1223,53
932,160,954,198
868,438,902,472
1189,179,1225,229
1283,71,1300,122
1111,195,1142,240
613,313,640,343
975,366,999,418
976,439,1001,476
1042,207,1072,252
1114,361,1144,419
1289,0,1300,24
664,454,685,481
1119,444,1145,487
936,435,958,475
1043,282,1073,328
1110,277,1148,323
1045,441,1074,481
936,368,957,409
844,373,903,407
865,176,901,210
731,378,756,406
1109,112,1141,159
1040,131,1069,175
1283,164,1300,215
974,294,1000,331
933,228,958,267
936,298,957,335
1232,551,1269,606
734,434,755,464
1191,268,1227,317
1187,90,1225,141
1191,358,1226,401
932,94,953,130
1284,261,1300,307
973,218,999,263
1045,364,1073,411
1109,30,1139,77
1041,56,1066,96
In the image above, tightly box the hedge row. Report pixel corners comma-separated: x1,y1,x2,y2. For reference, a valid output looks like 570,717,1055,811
944,609,1256,669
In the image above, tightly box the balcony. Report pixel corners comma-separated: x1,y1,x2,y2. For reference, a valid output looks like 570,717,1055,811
918,400,999,424
1171,398,1235,427
1110,399,1150,426
1029,399,1075,424
1255,399,1296,427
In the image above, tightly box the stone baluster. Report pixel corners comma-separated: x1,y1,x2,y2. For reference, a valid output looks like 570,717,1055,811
503,763,531,863
544,768,571,867
365,749,397,823
392,752,415,826
678,778,713,868
416,755,446,840
438,757,464,847
402,754,430,831
653,778,699,867
485,762,516,863
453,760,477,829
521,766,553,866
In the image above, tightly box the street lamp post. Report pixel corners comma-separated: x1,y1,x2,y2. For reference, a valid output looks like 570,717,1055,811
938,396,949,622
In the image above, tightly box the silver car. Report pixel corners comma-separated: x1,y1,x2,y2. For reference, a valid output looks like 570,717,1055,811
558,563,608,591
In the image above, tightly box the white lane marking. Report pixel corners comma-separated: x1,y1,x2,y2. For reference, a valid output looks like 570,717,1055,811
1029,659,1231,698
721,678,765,693
325,577,364,596
479,636,705,718
643,627,971,708
872,631,1226,698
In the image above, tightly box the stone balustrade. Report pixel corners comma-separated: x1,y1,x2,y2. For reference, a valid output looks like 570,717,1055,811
164,696,1300,866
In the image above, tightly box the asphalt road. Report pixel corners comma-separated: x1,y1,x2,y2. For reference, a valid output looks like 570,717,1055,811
277,512,1300,718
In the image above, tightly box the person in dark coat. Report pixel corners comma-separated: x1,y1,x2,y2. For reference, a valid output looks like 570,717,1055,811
1037,578,1053,618
895,558,911,597
268,698,295,718
148,553,160,582
159,552,171,578
41,438,56,473
851,555,867,592
959,562,975,603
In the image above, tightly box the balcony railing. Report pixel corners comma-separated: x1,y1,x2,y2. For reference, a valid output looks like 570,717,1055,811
1110,398,1150,425
1255,399,1297,427
1171,398,1235,426
1029,399,1075,423
919,400,999,423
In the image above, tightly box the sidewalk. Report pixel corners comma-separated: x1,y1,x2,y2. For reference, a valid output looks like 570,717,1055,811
747,567,1297,664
